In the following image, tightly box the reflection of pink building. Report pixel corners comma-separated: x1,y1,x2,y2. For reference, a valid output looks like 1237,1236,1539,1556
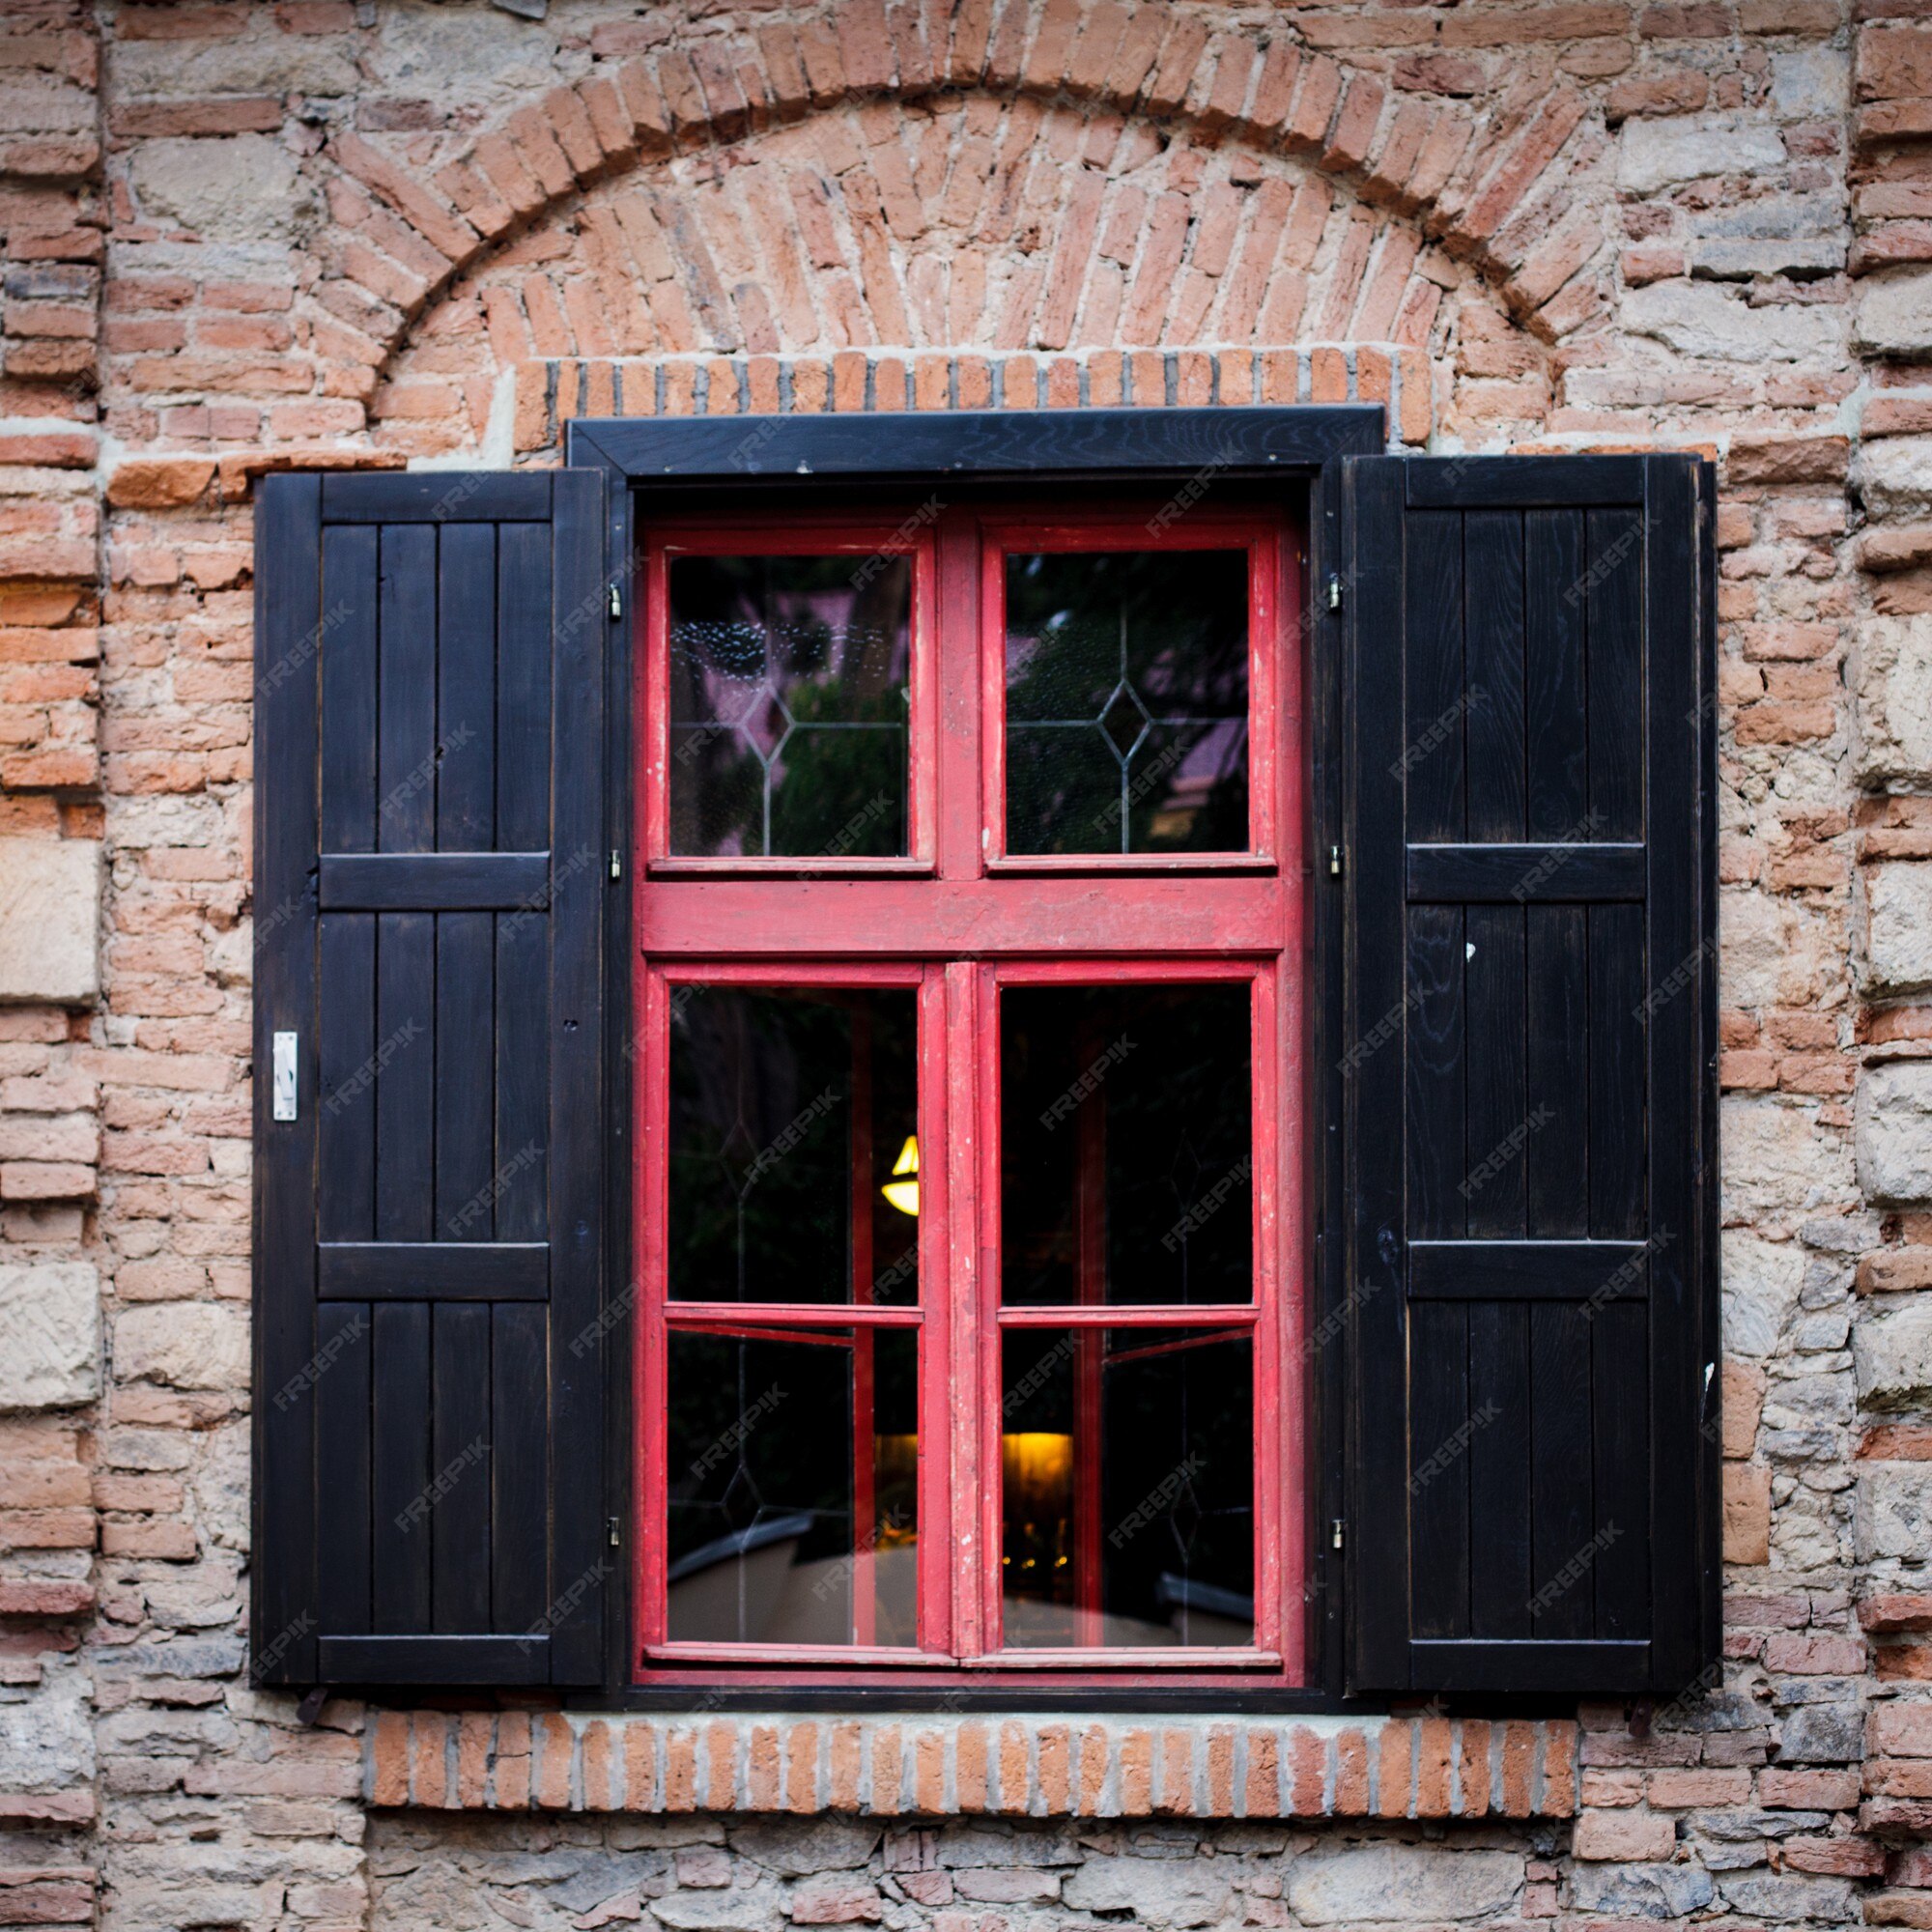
669,564,914,856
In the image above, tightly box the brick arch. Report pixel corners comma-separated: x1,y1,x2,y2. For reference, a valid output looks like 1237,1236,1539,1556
372,89,1560,460
318,1,1608,413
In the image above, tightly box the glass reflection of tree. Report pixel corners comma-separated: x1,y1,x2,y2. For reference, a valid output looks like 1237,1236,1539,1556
668,556,911,858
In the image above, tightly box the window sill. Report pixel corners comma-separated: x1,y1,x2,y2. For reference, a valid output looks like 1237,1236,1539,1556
365,1711,1577,1820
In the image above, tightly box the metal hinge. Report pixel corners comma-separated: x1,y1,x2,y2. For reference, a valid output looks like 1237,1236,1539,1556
609,582,622,620
1331,1518,1345,1550
1327,573,1343,611
608,1516,621,1548
609,848,622,881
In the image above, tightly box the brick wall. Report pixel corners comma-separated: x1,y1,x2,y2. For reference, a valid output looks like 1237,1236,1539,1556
2,1,1931,1928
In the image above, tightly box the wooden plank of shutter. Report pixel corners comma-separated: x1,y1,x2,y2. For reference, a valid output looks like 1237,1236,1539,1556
1343,453,1717,1697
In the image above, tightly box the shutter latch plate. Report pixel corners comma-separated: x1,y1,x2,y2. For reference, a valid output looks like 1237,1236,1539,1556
271,1031,298,1122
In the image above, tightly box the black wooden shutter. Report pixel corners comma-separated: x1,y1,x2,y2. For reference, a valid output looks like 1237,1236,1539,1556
1342,455,1718,1696
253,469,608,1688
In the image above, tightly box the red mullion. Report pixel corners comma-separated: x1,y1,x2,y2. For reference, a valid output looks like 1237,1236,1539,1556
666,1304,923,1329
639,874,1290,957
935,506,982,884
974,956,1283,1664
978,510,1284,869
637,517,939,872
1252,962,1288,1666
915,967,953,1660
996,1303,1262,1327
949,961,991,1661
634,963,671,1654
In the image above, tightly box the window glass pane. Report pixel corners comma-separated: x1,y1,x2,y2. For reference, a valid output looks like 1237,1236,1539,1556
1001,983,1251,1306
668,554,912,858
1004,550,1249,855
1000,1326,1254,1648
669,985,919,1305
668,1327,919,1646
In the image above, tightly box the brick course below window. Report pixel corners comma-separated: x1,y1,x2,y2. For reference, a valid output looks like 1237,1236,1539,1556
364,1712,1578,1820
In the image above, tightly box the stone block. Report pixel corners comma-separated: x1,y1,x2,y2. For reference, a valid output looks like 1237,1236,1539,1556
0,838,99,1006
1288,1846,1521,1924
1624,281,1844,362
1619,115,1786,194
1856,615,1932,784
1860,270,1932,359
1722,888,1837,1009
0,1261,98,1410
1772,45,1848,117
725,1820,877,1875
127,134,309,242
1693,237,1845,279
649,1888,782,1930
1778,1703,1866,1765
1859,441,1932,523
1569,1861,1717,1919
1856,1298,1932,1408
1718,1871,1856,1920
1858,1463,1932,1563
1064,1855,1230,1925
1724,1230,1804,1359
114,1302,248,1392
1869,865,1932,996
1721,1098,1858,1224
1858,1063,1932,1204
0,1659,93,1791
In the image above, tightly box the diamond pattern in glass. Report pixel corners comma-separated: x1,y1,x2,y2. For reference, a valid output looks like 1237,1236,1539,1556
1004,549,1250,856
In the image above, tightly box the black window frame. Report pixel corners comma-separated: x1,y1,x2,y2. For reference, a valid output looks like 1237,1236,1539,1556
578,406,1375,1712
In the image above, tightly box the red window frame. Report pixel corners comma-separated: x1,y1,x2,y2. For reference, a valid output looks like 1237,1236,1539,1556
631,498,1307,1690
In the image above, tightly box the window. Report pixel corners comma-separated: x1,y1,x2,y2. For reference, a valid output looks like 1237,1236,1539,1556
253,416,1717,1703
631,499,1307,1683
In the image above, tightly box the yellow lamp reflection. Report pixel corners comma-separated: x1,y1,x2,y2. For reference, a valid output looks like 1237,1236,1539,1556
1001,1433,1072,1508
881,1133,920,1216
1002,1433,1073,1592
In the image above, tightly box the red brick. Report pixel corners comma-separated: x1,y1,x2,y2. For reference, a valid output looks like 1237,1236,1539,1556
1120,1727,1152,1814
1323,73,1386,172
1286,57,1343,154
1377,1720,1412,1818
1866,1596,1932,1634
1764,1766,1861,1808
1648,1767,1752,1806
1575,1808,1676,1860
